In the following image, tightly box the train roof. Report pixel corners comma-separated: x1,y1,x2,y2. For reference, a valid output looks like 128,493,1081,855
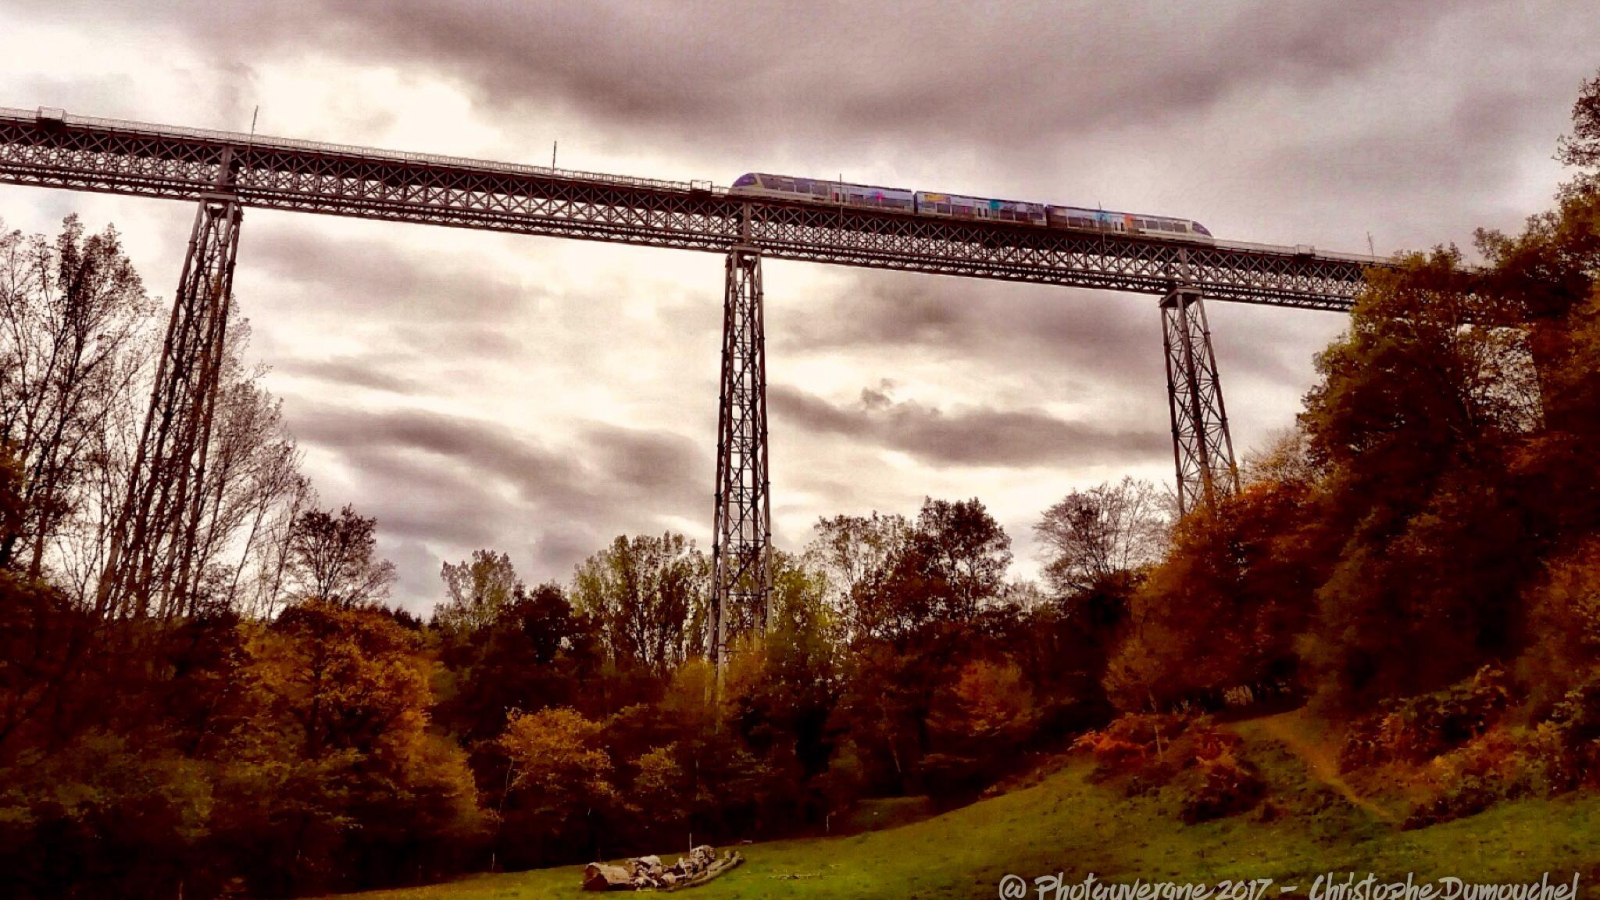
734,172,1211,233
735,172,913,192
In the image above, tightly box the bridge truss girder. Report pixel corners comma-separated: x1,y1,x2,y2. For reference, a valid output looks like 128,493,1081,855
96,193,242,618
0,108,1372,309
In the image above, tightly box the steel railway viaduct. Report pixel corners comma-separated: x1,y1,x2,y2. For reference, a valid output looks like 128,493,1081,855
0,106,1383,675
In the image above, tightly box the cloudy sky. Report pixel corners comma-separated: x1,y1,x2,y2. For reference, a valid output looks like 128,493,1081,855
1,1,1595,611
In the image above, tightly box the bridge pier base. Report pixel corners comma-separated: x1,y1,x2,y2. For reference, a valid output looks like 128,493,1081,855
711,246,772,692
96,194,242,618
1160,287,1239,516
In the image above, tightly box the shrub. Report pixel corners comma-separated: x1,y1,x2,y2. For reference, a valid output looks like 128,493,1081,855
1174,751,1267,824
1546,672,1600,785
1340,665,1510,770
1074,713,1262,819
1400,725,1573,828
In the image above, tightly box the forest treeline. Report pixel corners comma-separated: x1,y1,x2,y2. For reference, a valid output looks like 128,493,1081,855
3,75,1600,900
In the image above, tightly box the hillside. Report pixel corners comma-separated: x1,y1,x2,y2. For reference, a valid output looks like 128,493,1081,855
328,712,1600,900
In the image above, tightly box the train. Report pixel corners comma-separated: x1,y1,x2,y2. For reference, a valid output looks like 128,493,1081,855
728,172,1214,244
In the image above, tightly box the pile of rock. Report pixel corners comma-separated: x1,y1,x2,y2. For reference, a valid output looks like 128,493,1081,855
582,845,744,891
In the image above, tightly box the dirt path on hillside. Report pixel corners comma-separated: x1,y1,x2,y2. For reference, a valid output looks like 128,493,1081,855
1255,714,1397,825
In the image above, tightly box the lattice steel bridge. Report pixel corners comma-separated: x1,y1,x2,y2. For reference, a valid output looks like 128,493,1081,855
0,106,1381,676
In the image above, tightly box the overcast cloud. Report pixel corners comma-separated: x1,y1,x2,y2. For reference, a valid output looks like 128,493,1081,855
0,1,1594,610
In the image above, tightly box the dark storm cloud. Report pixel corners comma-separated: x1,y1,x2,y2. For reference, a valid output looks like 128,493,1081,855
584,422,705,512
291,403,580,506
770,383,1167,469
27,1,1485,155
245,226,532,322
286,401,710,563
782,271,1321,394
278,356,421,394
329,447,510,547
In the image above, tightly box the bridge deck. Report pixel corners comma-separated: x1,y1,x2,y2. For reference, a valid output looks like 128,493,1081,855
0,107,1377,310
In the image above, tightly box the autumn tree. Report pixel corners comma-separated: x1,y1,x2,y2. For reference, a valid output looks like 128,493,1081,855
1556,69,1600,173
221,599,483,895
572,533,705,676
847,497,1011,642
1035,476,1166,597
907,497,1012,621
497,706,619,865
823,499,1016,795
804,511,909,637
0,216,151,582
723,553,842,820
432,581,602,743
1293,250,1544,707
435,548,522,633
923,658,1040,795
284,503,397,606
1106,478,1324,711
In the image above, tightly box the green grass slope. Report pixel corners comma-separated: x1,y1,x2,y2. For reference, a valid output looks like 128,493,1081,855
331,714,1600,900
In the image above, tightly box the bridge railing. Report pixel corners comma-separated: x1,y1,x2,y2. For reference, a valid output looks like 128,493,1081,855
0,106,723,197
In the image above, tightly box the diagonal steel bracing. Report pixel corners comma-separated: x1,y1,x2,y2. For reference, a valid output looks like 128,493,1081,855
1161,287,1239,516
711,247,773,687
95,192,242,619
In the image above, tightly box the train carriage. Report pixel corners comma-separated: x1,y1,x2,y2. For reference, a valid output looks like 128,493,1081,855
730,172,1213,244
730,173,914,211
914,191,1047,226
1045,205,1212,242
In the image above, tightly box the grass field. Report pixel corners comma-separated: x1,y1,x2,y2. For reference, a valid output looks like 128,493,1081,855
328,713,1600,900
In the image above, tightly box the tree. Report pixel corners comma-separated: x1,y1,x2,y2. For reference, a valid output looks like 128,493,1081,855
1556,68,1600,172
1035,476,1166,597
908,497,1012,621
854,497,1011,638
804,511,909,637
1106,479,1323,711
431,581,602,743
0,216,151,583
284,503,396,606
629,743,689,839
724,553,841,819
571,533,705,676
497,706,618,865
1295,250,1544,707
222,599,483,895
0,215,307,619
435,548,522,633
923,658,1041,797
